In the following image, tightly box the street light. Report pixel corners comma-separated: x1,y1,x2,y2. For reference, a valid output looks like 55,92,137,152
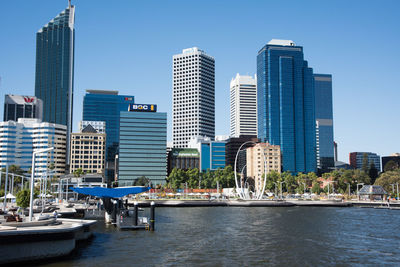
279,181,285,199
327,181,334,200
356,183,364,201
344,182,351,197
29,147,54,222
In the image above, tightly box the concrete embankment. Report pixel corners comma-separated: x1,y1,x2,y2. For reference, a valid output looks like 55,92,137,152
133,199,352,208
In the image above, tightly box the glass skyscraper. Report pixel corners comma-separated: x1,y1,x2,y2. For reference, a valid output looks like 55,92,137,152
82,90,135,181
34,3,75,162
257,39,316,173
314,74,334,172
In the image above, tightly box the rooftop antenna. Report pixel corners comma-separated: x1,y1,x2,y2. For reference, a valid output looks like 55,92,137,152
68,0,71,8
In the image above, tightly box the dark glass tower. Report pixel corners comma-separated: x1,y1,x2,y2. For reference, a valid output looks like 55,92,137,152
82,90,135,181
257,39,316,173
34,2,75,162
314,74,334,172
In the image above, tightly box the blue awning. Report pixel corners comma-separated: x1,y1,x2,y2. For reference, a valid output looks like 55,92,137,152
71,186,151,198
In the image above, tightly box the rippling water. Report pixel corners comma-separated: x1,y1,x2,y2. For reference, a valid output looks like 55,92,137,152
39,207,400,266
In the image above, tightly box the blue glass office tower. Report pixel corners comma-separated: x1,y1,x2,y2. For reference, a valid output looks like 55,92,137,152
35,3,75,161
119,110,167,185
82,90,135,181
314,74,334,172
200,141,226,172
257,39,316,173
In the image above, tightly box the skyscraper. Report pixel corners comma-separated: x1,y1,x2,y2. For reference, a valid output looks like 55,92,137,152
82,90,135,181
172,47,215,148
230,74,257,137
314,74,334,172
119,105,167,185
257,39,316,173
34,2,75,161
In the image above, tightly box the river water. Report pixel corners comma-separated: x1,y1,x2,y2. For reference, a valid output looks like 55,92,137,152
39,206,400,266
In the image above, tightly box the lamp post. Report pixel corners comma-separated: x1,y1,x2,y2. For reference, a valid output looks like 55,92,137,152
29,147,54,222
356,183,364,201
302,182,306,195
3,165,9,210
279,181,285,199
327,181,334,200
345,182,351,197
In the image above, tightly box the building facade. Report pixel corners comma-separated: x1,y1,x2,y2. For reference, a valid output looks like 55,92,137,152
79,121,106,134
70,124,106,175
314,74,334,172
381,154,400,172
82,90,135,181
118,107,167,185
0,118,66,178
3,95,43,122
257,39,316,173
188,136,226,172
225,135,259,174
172,47,215,148
230,74,257,137
349,152,381,171
246,143,281,193
168,148,200,174
34,3,75,159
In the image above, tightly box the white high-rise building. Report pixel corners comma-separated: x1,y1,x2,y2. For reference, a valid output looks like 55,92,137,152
230,74,257,137
0,118,66,178
172,47,215,148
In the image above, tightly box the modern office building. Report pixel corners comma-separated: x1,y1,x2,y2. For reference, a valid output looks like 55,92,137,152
188,136,226,172
314,74,334,173
0,118,66,178
79,121,106,134
247,143,281,193
225,135,259,174
349,152,381,171
172,47,215,148
118,105,167,185
3,95,43,122
70,123,106,175
381,153,400,172
82,90,135,181
168,148,200,175
34,2,75,160
230,74,257,137
257,39,316,173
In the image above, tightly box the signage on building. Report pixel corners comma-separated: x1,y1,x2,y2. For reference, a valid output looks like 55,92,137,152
24,97,36,103
129,104,157,112
124,97,133,101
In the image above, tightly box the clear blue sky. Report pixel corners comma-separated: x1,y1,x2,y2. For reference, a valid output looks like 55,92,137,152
1,0,399,163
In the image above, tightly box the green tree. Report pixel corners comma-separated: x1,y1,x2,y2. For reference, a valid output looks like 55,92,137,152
368,162,379,183
374,169,400,195
16,189,32,208
312,181,322,194
73,168,84,177
134,176,151,186
384,160,399,172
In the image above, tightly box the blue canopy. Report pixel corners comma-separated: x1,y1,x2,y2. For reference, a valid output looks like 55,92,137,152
71,186,151,198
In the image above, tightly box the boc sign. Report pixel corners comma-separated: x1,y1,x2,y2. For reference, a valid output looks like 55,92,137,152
129,104,157,112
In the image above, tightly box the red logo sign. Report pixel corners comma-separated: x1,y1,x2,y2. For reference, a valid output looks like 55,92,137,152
124,97,132,101
24,97,35,103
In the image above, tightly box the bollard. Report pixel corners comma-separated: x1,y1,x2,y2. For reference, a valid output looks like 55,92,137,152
134,202,138,226
150,201,155,231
